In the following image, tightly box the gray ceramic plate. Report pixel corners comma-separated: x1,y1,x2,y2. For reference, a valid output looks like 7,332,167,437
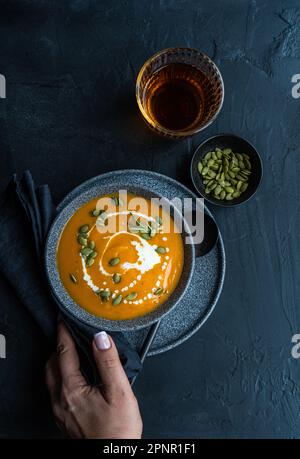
47,170,225,356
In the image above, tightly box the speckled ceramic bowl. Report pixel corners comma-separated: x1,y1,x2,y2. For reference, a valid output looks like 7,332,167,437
45,171,195,331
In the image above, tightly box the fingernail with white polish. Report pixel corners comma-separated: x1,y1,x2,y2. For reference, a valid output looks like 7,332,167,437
94,331,111,350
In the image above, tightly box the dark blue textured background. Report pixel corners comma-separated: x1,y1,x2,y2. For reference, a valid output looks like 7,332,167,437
0,0,299,438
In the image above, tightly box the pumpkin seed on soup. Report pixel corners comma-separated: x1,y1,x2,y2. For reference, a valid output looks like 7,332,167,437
111,196,119,206
156,246,166,254
81,247,93,257
155,216,163,226
77,235,87,246
113,294,123,305
109,257,120,266
91,209,100,217
150,227,157,238
125,292,138,301
100,290,110,299
140,232,151,240
69,273,77,284
86,257,95,267
113,273,121,284
79,224,89,234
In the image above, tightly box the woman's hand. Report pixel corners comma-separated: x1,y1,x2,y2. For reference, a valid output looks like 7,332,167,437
45,319,143,439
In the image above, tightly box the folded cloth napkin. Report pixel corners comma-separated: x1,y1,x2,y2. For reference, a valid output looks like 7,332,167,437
0,171,142,384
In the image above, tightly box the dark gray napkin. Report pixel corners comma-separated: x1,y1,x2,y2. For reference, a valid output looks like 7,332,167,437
0,171,142,384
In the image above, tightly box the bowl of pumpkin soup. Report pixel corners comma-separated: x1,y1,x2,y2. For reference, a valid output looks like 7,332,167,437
45,180,195,331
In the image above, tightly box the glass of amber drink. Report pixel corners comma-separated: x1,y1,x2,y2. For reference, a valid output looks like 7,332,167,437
136,47,224,139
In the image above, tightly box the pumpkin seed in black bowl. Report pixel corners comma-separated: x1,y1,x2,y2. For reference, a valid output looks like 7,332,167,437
190,134,263,207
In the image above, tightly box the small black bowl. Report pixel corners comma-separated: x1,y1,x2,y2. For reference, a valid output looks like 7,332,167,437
191,133,263,207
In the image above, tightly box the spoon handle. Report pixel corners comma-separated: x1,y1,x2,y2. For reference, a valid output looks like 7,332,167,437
131,320,161,386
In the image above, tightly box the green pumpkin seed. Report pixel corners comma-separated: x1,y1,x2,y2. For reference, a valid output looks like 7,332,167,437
237,181,243,191
113,294,123,305
209,182,217,191
154,288,163,296
126,292,138,301
214,185,222,196
241,182,249,192
197,162,203,173
226,194,233,200
113,273,121,284
81,247,93,257
100,290,111,299
156,246,166,254
205,187,211,194
89,251,98,259
232,191,241,198
128,225,140,234
229,177,238,185
220,190,226,200
79,224,89,234
89,240,95,250
244,159,251,170
208,170,216,178
225,186,234,194
109,257,120,266
78,235,87,246
204,152,212,161
140,232,150,240
91,209,100,217
150,228,157,238
137,225,149,234
216,150,222,159
86,257,95,267
69,273,77,284
202,166,209,175
111,196,119,206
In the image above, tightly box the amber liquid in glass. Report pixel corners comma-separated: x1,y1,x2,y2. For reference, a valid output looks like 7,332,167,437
143,63,209,132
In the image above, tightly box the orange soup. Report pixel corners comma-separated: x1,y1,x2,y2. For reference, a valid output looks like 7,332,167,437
57,193,184,320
